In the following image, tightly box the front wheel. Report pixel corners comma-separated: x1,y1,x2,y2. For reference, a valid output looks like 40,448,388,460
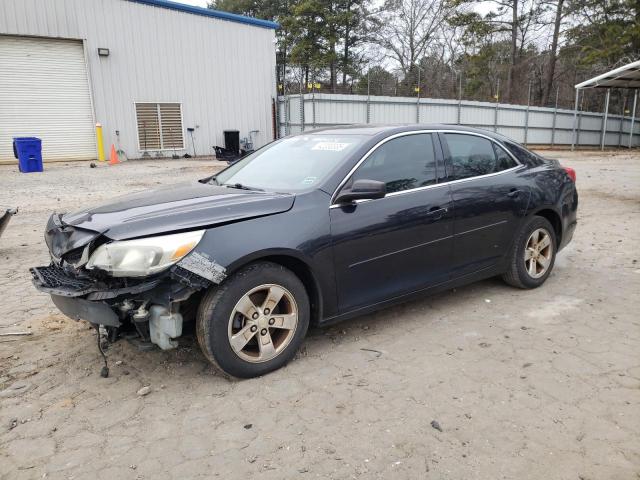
502,216,557,289
196,262,310,378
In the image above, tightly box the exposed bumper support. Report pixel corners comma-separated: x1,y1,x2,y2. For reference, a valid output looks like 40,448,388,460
51,295,121,327
32,262,212,350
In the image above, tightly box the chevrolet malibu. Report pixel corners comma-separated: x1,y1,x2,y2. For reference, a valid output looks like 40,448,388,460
32,125,578,378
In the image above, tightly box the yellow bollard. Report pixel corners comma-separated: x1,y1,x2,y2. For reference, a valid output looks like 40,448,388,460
95,123,105,161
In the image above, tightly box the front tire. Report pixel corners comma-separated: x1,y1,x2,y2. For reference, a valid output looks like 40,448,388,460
196,261,310,378
502,216,557,289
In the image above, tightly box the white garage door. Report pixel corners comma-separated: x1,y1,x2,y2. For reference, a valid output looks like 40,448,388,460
0,35,96,162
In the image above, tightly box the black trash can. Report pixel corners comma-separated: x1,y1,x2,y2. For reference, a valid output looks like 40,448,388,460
223,130,240,156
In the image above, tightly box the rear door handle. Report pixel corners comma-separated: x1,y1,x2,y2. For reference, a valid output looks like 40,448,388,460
507,189,520,198
427,206,447,220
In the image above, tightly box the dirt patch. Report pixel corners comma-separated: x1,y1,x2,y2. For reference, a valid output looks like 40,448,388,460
0,152,639,479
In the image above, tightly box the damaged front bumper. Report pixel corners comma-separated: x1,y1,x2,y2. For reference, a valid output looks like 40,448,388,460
31,261,213,350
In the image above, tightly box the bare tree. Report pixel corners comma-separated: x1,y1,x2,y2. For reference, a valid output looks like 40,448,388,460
541,0,566,106
370,0,453,76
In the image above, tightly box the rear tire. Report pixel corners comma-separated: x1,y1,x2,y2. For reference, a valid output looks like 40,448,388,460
196,261,310,378
502,216,557,289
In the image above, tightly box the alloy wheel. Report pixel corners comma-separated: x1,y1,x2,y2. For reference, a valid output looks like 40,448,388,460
227,284,298,363
524,228,553,279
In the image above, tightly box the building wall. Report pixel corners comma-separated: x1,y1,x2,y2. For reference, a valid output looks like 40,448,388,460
0,0,277,159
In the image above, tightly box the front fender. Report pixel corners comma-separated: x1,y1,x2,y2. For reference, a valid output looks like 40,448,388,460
178,190,338,318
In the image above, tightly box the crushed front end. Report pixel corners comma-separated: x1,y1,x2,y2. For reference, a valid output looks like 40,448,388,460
31,214,223,354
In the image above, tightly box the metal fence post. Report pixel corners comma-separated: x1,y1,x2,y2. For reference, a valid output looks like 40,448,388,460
312,71,316,129
570,88,579,150
576,110,582,147
493,78,500,132
366,69,371,124
618,93,626,147
457,72,462,125
524,80,532,145
551,86,559,147
275,97,281,140
601,88,610,150
285,66,290,136
629,89,638,148
274,65,281,139
299,68,305,132
416,67,421,123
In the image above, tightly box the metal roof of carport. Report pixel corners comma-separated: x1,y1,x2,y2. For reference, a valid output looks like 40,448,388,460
575,60,640,89
571,60,640,150
129,0,280,29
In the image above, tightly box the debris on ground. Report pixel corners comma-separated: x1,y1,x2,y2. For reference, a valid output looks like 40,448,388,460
137,386,151,396
431,420,443,432
360,348,383,357
0,152,638,478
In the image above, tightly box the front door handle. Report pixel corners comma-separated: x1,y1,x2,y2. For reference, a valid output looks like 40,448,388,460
507,188,520,198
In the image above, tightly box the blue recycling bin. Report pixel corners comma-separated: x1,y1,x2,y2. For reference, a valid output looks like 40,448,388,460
13,137,43,173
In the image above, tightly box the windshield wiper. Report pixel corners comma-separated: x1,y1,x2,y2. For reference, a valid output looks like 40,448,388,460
222,183,264,192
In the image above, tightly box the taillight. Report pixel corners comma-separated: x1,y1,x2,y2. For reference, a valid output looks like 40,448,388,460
563,166,576,182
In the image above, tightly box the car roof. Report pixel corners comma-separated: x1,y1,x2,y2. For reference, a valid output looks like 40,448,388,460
304,124,510,141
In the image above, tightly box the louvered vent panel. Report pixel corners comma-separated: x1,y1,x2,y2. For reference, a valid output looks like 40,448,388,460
159,103,184,149
136,103,161,150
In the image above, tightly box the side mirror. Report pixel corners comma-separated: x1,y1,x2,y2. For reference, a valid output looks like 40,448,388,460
335,179,386,204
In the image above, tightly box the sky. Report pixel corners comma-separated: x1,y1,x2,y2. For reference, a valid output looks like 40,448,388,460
177,0,496,14
176,0,209,7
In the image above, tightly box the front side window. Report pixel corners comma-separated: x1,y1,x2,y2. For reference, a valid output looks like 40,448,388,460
349,133,437,194
214,134,367,192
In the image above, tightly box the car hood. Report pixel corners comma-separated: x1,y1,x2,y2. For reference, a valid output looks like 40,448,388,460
50,182,295,254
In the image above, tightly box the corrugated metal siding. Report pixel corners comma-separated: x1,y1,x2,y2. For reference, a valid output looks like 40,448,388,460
0,35,96,161
0,0,276,160
278,93,640,147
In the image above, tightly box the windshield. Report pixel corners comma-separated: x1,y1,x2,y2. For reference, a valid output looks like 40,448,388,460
213,134,367,192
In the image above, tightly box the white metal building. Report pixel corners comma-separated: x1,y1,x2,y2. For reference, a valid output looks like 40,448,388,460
0,0,277,163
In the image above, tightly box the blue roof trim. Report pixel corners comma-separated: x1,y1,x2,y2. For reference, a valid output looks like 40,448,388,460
128,0,280,29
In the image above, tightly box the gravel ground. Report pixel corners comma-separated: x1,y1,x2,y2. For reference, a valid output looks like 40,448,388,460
0,151,639,480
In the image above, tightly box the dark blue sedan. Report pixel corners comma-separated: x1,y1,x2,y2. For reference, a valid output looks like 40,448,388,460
32,125,578,378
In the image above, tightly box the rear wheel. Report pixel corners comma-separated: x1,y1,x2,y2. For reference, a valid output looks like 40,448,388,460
502,216,557,289
196,262,309,378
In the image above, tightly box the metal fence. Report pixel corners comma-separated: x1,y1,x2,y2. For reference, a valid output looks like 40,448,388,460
276,93,640,148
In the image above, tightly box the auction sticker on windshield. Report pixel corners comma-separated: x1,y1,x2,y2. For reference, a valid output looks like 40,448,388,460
311,141,351,152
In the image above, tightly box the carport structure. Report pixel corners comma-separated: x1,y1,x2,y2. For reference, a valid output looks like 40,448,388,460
572,60,640,150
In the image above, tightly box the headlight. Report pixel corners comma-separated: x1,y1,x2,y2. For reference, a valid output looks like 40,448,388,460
86,230,205,277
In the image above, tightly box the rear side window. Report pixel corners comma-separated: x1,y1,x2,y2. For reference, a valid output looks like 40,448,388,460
504,141,544,166
444,134,496,180
351,133,437,193
493,144,518,170
444,133,518,180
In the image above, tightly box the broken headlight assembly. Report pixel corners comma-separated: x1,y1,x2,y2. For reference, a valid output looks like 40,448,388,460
86,230,205,277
